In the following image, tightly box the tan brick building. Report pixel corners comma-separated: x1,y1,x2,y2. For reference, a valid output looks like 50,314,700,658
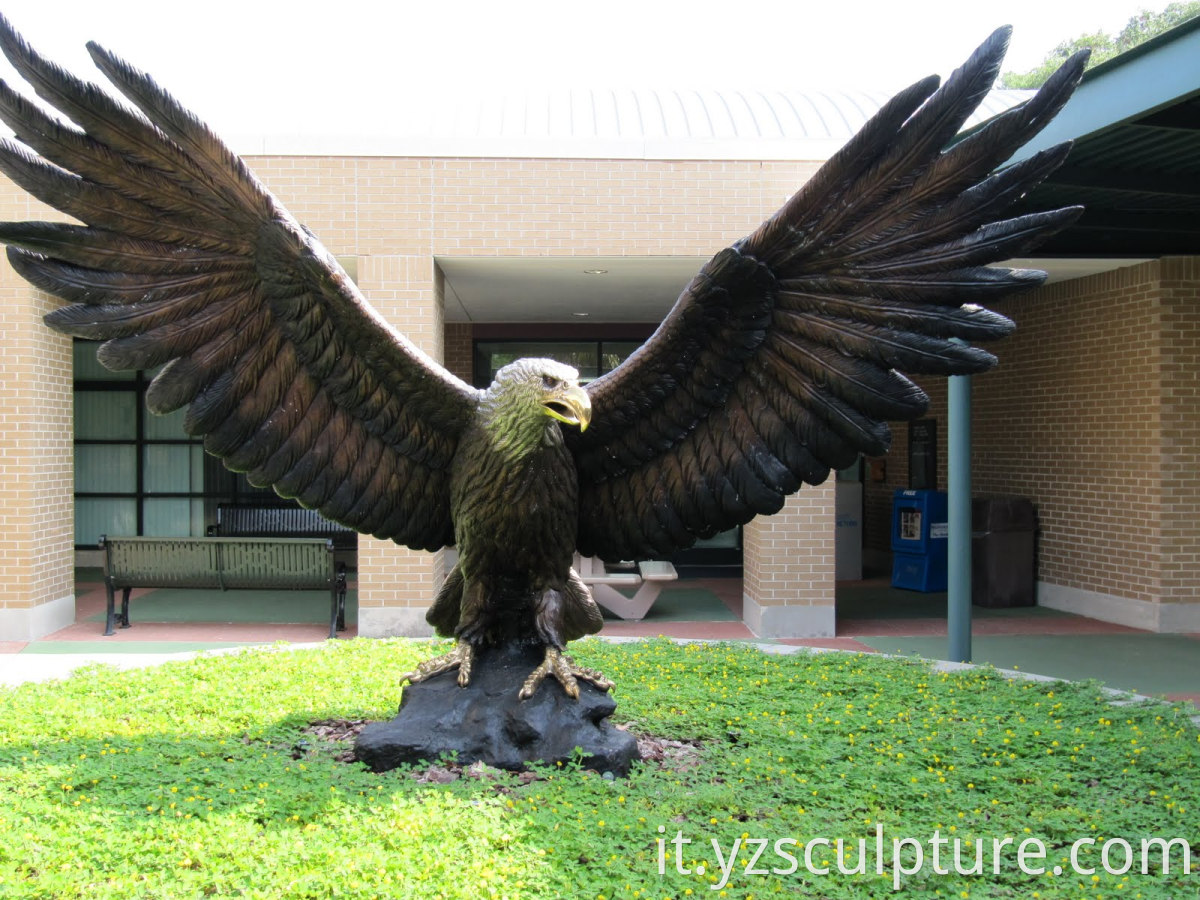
864,258,1200,632
1,32,1197,641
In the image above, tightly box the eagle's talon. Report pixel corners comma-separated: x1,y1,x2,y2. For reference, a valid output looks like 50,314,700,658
519,647,613,699
572,662,615,693
399,641,474,687
457,644,474,686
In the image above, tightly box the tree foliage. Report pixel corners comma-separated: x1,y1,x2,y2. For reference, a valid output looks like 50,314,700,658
1000,2,1200,88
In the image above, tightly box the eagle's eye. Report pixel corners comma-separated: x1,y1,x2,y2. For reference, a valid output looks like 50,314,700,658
541,374,561,390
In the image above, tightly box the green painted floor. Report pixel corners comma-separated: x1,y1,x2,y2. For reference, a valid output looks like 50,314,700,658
859,634,1200,699
837,582,1059,621
600,586,737,622
83,583,732,626
84,588,358,626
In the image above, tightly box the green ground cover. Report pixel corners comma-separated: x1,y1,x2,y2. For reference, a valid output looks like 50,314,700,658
0,639,1196,899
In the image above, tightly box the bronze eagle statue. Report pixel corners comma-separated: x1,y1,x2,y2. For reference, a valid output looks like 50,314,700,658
0,17,1085,698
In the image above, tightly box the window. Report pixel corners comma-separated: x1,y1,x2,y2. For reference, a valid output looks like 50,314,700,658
473,340,642,388
72,341,240,547
72,257,351,547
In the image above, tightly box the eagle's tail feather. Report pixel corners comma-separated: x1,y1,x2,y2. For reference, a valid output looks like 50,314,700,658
425,563,464,636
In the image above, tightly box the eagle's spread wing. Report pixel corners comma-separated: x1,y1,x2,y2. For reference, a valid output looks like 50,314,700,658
0,16,479,550
570,28,1086,562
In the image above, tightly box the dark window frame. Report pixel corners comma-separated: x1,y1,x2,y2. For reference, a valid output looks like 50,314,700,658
472,338,643,389
72,340,262,548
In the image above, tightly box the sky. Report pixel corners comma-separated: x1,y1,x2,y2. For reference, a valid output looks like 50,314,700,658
0,0,1167,145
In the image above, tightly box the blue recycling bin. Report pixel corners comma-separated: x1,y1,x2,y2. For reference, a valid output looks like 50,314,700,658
891,489,948,592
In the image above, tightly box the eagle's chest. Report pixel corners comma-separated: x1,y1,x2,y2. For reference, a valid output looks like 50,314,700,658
450,427,578,571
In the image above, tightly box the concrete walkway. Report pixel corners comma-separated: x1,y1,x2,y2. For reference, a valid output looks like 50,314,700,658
0,649,214,687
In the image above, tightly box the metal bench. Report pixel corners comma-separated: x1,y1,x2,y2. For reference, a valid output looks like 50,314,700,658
575,556,679,620
207,504,357,553
99,535,348,639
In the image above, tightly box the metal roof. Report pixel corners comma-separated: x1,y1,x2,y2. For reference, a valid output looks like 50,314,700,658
999,16,1200,257
239,87,1030,160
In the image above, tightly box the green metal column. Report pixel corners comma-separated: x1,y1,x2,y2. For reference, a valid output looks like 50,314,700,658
947,372,972,663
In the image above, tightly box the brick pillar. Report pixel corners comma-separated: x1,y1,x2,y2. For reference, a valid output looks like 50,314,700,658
355,255,445,637
0,265,75,641
443,322,474,383
741,482,836,638
1157,256,1200,631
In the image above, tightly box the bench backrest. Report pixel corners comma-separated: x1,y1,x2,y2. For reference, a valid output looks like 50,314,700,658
101,536,335,590
215,505,353,539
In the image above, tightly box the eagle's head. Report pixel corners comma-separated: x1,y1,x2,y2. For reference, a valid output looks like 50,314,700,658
481,358,592,453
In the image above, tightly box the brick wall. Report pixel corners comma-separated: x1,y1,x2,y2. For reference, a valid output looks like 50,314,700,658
0,189,74,635
865,259,1199,629
742,484,837,636
247,157,821,257
444,323,474,383
1156,258,1200,614
976,264,1164,608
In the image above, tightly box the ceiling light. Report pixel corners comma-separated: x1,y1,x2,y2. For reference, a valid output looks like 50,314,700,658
572,311,590,318
582,268,608,275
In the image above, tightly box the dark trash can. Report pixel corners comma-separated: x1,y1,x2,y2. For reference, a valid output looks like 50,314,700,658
971,496,1036,608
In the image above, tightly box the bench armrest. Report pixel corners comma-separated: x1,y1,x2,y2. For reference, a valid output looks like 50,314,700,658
637,560,678,581
581,573,641,587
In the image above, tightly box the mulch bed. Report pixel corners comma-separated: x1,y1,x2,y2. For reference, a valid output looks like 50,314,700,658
297,718,706,781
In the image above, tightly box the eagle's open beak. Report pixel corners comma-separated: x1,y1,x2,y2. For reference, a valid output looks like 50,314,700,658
542,384,591,431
